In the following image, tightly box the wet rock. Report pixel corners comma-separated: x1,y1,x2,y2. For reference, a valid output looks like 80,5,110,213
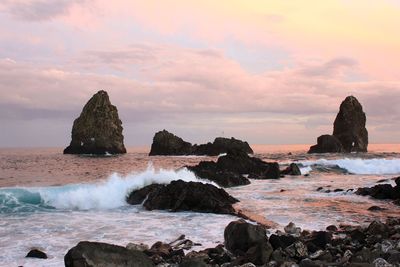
368,206,387,212
308,135,344,154
244,241,273,265
224,220,267,253
308,231,332,249
188,150,280,186
372,258,392,267
126,184,164,205
269,234,297,249
64,241,154,267
149,130,253,156
356,183,400,202
26,249,47,259
138,180,238,214
64,90,126,155
281,163,302,176
284,241,308,258
333,96,368,152
326,225,338,232
188,160,250,187
179,259,208,267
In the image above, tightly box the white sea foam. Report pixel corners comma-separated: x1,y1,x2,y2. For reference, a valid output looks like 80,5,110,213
29,165,210,211
301,158,400,175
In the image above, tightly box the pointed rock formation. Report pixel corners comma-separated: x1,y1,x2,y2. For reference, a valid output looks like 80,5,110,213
333,96,368,152
308,96,368,153
63,90,126,155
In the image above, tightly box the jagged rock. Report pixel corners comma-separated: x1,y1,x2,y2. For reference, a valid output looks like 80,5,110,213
64,90,126,154
281,163,302,176
126,184,164,205
129,180,239,214
333,96,368,152
188,150,279,187
64,241,154,267
308,135,344,154
26,249,47,259
149,130,253,156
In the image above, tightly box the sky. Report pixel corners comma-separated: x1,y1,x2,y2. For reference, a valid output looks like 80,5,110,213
0,0,400,147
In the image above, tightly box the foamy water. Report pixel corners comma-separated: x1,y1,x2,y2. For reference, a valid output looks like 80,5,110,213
1,146,400,266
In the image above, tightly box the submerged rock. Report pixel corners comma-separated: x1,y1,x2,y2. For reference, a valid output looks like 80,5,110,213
64,90,126,155
64,241,154,267
281,163,302,176
308,135,343,153
127,180,239,214
308,96,368,153
149,130,253,156
333,96,368,152
26,249,47,259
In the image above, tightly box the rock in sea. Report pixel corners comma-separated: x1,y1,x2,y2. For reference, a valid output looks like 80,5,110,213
63,90,126,155
149,129,253,156
127,180,239,214
308,96,368,153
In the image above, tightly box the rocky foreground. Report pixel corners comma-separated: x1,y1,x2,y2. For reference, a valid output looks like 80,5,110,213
60,218,400,267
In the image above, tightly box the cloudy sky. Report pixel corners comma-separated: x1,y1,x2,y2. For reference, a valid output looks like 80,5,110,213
1,0,399,147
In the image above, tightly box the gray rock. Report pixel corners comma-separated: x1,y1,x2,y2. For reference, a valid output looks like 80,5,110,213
64,90,126,154
64,241,154,267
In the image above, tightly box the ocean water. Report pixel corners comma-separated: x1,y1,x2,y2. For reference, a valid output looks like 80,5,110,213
1,144,400,266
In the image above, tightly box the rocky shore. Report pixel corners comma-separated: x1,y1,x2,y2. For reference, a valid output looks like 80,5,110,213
60,218,400,266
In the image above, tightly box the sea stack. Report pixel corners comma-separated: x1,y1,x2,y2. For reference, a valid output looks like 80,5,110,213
63,90,126,155
333,96,368,152
308,96,368,153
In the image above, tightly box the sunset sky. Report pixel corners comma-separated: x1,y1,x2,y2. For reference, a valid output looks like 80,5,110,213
1,0,400,147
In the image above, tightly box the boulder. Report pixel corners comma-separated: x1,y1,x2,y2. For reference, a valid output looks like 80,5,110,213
129,180,239,214
64,241,154,267
224,220,273,265
149,130,193,156
126,184,164,205
308,135,344,154
64,90,126,154
333,96,368,152
26,249,47,259
148,130,253,156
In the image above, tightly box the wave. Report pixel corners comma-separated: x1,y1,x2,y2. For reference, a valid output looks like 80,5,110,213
301,158,400,175
0,165,208,213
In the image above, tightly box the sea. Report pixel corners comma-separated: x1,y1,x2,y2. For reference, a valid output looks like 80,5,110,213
1,144,400,266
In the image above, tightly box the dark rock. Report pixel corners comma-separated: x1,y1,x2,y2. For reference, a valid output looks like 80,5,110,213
326,225,338,232
334,188,344,192
284,241,308,259
188,150,280,187
333,96,368,152
350,229,366,243
194,137,253,156
64,241,154,267
179,259,208,267
308,135,344,154
149,130,193,156
26,249,47,259
269,234,297,250
244,241,273,265
367,221,389,238
224,220,267,253
356,184,395,200
149,130,253,156
126,184,163,205
64,90,126,155
281,163,302,176
368,206,387,211
139,180,238,214
188,160,250,187
308,231,332,249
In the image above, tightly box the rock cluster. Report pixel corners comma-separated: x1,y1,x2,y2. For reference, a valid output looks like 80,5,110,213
126,180,239,214
149,130,253,156
309,96,368,153
188,150,280,187
64,90,126,155
64,218,400,266
356,177,400,205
